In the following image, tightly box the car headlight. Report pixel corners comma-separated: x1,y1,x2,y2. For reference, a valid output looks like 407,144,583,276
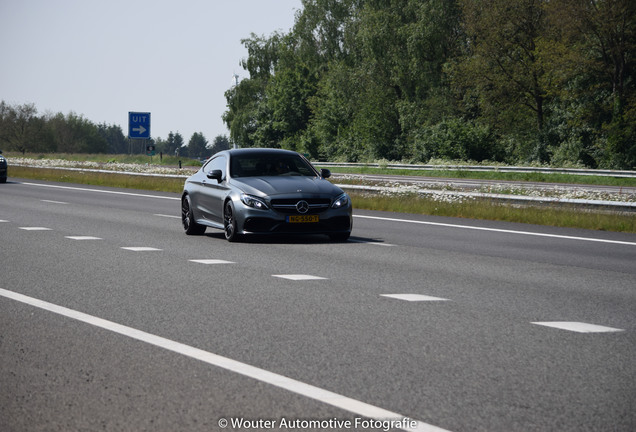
240,194,269,210
331,193,349,209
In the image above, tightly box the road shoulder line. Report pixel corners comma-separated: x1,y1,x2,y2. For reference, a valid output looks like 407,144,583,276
0,287,449,432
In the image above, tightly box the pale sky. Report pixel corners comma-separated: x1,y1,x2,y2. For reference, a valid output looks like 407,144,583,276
0,0,301,143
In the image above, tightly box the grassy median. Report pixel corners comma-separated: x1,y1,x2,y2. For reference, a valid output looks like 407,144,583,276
10,166,186,193
349,192,635,232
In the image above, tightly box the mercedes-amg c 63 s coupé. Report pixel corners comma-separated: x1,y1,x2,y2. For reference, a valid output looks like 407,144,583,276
181,148,352,242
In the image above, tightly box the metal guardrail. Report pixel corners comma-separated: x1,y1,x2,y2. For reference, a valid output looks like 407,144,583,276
316,162,636,178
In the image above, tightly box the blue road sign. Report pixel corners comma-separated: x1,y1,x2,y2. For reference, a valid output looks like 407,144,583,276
128,112,151,139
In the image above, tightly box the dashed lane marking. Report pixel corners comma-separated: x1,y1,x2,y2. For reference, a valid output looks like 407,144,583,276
273,274,328,281
18,227,52,231
65,236,103,241
381,294,450,302
121,247,163,252
189,259,236,265
154,214,181,219
531,322,624,333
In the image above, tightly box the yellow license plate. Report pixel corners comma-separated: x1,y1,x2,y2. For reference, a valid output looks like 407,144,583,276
287,215,319,223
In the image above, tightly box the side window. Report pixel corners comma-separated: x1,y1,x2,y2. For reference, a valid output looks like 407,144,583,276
204,155,227,178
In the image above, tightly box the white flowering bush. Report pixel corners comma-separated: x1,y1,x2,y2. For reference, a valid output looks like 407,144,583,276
12,158,189,176
334,174,635,203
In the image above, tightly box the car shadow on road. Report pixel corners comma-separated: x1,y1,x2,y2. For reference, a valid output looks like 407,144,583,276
202,232,385,245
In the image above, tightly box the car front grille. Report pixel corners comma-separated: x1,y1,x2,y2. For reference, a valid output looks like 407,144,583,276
270,198,331,214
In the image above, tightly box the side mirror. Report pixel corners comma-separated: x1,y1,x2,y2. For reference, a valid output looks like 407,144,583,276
320,168,331,179
207,169,223,182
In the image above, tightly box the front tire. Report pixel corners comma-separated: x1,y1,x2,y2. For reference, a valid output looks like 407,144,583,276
182,194,206,235
224,200,241,242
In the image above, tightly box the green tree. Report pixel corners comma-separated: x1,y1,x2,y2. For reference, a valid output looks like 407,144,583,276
293,0,357,64
308,61,361,160
223,0,634,167
45,112,107,153
0,101,44,153
224,33,286,148
306,0,461,160
209,134,231,154
172,132,186,156
266,38,318,152
543,0,636,168
159,132,182,156
453,0,551,162
97,123,127,154
187,132,209,159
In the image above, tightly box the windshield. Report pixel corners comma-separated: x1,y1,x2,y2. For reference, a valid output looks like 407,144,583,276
230,152,317,178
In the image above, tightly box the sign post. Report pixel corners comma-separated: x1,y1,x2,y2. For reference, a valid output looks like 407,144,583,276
146,144,156,162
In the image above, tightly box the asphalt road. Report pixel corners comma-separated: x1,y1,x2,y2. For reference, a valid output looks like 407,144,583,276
1,179,635,432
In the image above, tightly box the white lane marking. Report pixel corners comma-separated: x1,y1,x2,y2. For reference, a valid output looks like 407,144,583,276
19,227,52,231
65,236,103,241
189,259,235,265
273,274,328,281
532,322,624,333
19,182,180,201
0,288,448,432
154,214,181,219
354,215,636,246
381,294,450,302
121,247,162,252
0,220,8,223
41,199,68,204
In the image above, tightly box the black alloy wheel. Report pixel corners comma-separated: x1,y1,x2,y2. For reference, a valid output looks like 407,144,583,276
182,195,206,235
224,200,240,242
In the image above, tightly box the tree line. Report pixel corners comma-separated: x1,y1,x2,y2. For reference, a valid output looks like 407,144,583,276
223,0,635,169
0,101,230,159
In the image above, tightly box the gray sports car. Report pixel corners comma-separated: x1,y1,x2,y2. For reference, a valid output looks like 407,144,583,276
181,148,352,242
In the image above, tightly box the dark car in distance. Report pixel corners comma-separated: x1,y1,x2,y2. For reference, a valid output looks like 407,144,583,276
181,148,352,242
0,150,7,183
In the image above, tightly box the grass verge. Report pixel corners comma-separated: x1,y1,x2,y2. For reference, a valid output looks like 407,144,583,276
349,192,635,233
8,166,636,233
10,166,185,193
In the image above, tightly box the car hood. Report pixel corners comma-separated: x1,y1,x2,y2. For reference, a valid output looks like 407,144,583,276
231,176,343,197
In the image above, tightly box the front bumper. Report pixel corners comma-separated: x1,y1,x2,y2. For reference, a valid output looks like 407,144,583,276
235,201,352,236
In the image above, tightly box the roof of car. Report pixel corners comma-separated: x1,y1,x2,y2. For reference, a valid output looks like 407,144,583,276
223,148,299,156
